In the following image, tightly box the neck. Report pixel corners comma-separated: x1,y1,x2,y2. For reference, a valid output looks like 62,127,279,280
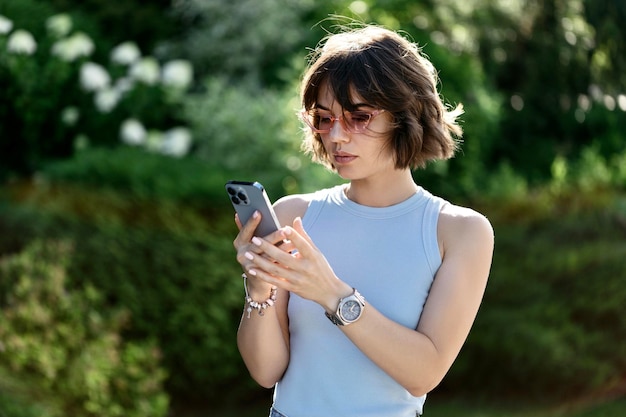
344,170,418,207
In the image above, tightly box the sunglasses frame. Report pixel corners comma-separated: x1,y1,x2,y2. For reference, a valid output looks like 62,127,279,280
300,109,386,134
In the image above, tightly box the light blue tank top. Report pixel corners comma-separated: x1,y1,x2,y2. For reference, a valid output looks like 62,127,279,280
272,185,446,417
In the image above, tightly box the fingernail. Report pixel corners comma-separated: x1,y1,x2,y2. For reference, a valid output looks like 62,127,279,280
247,269,257,276
251,237,262,246
282,227,292,236
253,211,260,218
244,251,254,260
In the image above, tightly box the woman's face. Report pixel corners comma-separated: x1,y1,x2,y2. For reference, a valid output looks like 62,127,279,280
315,83,397,181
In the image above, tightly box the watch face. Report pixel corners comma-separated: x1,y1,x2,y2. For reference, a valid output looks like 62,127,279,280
340,299,362,322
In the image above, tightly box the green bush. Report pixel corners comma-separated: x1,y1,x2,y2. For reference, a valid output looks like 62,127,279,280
0,182,251,404
0,0,192,180
185,77,339,196
41,146,231,205
0,239,169,417
2,174,625,407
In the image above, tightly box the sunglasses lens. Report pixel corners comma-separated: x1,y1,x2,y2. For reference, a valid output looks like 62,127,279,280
320,115,340,132
302,110,379,133
345,112,371,133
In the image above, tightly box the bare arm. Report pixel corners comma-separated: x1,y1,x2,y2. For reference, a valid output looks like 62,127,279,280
234,195,310,388
243,204,494,395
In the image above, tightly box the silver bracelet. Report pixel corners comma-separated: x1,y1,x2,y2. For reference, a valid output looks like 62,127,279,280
242,273,277,318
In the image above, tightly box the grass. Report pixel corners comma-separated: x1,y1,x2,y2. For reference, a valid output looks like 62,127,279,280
422,396,626,417
205,393,626,417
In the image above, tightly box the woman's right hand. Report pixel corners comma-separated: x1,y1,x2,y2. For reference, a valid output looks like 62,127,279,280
233,211,293,298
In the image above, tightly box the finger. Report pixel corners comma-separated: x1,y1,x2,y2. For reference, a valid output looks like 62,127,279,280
233,211,262,248
261,227,290,248
245,249,279,273
246,268,291,290
234,213,243,230
246,235,298,271
245,250,290,282
292,217,316,247
279,221,316,258
241,211,263,236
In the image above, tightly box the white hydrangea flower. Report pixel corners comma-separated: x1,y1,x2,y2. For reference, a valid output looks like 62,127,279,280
61,107,80,126
120,118,147,145
161,127,192,157
80,62,111,92
111,41,141,65
51,32,94,62
129,57,160,85
46,14,72,38
7,29,37,55
0,15,13,35
162,60,193,89
94,88,121,113
618,94,626,112
114,77,135,95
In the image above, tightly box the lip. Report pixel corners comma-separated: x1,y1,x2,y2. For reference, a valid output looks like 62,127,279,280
333,152,357,164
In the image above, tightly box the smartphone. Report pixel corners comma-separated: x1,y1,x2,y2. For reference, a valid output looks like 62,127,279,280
225,180,281,237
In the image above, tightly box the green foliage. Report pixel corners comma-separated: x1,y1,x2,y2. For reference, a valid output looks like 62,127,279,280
3,179,626,408
0,0,81,176
5,0,624,198
0,182,251,403
468,0,625,182
549,145,626,195
583,0,626,92
186,77,339,196
0,387,54,417
41,146,230,205
47,0,181,54
64,222,245,398
0,0,191,181
0,239,169,417
168,0,312,86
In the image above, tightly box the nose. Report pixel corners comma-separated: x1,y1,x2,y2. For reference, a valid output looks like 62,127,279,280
328,117,349,142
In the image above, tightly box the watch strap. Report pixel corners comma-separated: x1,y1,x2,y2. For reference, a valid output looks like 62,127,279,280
325,310,344,326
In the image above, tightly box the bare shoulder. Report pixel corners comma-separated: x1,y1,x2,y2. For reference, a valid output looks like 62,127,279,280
273,193,314,227
439,203,494,253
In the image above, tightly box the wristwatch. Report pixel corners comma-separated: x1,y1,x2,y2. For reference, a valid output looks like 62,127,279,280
325,288,366,326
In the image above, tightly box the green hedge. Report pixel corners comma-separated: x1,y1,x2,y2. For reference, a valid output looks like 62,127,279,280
0,239,168,417
1,180,625,410
41,146,233,205
0,182,251,405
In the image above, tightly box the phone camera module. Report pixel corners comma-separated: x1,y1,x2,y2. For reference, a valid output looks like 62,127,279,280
237,191,248,205
228,187,250,205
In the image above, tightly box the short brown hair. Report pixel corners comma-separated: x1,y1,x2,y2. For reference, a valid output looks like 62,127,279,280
300,25,463,170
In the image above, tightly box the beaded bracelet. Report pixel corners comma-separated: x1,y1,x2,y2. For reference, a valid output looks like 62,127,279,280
242,273,277,318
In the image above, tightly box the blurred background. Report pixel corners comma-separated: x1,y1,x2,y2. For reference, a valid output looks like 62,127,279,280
0,0,624,416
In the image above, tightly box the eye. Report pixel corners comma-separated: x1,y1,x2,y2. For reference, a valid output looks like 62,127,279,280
317,114,333,125
349,112,371,124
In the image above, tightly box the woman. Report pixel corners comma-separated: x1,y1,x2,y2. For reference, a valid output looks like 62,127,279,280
233,24,494,417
